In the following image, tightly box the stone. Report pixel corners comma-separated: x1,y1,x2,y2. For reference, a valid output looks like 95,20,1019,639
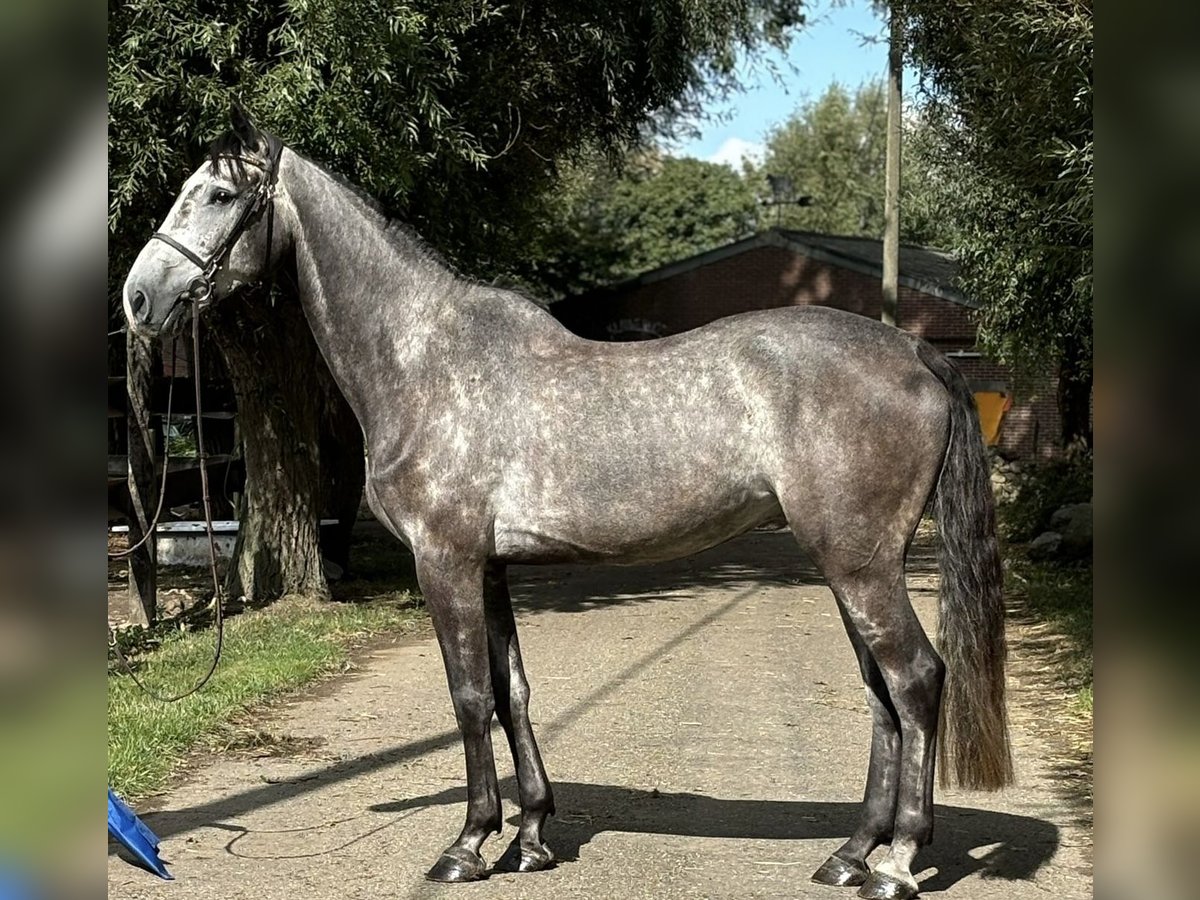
1028,531,1063,561
1050,502,1093,558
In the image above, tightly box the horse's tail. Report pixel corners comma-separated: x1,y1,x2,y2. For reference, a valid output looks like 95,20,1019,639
917,340,1014,791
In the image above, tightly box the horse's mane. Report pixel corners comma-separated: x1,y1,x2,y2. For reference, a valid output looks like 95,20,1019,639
203,128,549,310
206,130,258,181
205,127,452,264
316,165,458,276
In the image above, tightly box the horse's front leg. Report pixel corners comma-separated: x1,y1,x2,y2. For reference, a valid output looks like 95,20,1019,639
483,563,556,873
417,549,502,883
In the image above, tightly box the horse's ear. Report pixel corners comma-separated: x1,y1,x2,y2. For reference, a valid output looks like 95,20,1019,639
229,99,260,145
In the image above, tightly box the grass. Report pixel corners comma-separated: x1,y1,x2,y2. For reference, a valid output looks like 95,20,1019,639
108,593,425,800
1006,554,1093,712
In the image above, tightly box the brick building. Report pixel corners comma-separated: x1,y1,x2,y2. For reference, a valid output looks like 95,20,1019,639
551,228,1060,459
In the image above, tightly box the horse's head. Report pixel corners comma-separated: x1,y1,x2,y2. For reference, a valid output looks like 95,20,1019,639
123,103,286,338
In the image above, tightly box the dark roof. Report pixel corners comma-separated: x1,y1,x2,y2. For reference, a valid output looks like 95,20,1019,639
560,227,975,309
778,230,970,305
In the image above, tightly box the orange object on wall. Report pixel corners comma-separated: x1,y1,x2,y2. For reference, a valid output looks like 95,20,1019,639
973,391,1012,446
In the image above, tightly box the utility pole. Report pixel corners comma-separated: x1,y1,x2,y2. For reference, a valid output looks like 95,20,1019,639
882,7,903,327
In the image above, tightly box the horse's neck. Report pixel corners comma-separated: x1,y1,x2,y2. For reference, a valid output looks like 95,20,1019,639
281,151,465,436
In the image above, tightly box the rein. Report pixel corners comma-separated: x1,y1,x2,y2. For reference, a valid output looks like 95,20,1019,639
109,139,283,702
110,303,226,701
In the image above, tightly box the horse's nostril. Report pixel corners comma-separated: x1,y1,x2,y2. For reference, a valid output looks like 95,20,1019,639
131,290,148,318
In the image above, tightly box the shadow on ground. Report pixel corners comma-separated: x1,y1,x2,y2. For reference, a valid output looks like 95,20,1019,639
125,529,949,854
339,522,941,617
127,775,1057,894
1004,605,1093,835
370,780,1057,892
507,528,941,615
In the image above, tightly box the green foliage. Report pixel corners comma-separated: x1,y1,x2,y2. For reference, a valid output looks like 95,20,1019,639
897,111,962,249
756,81,888,236
530,77,969,297
998,451,1093,542
609,156,760,273
108,0,806,303
528,151,759,295
741,79,955,247
890,0,1093,385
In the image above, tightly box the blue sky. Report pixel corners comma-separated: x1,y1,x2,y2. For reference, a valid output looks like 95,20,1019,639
672,0,915,167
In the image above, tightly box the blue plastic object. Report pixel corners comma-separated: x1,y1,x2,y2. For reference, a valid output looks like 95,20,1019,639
0,863,36,900
107,789,173,880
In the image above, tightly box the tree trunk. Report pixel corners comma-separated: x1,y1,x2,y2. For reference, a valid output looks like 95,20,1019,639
318,368,365,577
124,331,159,626
212,287,329,603
1058,334,1093,452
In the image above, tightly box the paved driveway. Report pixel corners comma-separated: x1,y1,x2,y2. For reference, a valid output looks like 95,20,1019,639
108,529,1091,899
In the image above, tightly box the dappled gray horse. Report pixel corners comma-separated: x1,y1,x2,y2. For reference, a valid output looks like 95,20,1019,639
124,107,1012,900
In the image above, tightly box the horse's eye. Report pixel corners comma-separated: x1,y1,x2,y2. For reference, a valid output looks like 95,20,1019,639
211,189,236,205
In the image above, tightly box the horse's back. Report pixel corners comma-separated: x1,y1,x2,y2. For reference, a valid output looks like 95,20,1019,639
518,304,951,468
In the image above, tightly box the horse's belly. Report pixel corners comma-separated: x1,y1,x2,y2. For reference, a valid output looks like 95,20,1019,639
492,487,784,565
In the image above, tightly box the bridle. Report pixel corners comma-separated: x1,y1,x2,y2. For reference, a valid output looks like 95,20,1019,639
150,134,284,305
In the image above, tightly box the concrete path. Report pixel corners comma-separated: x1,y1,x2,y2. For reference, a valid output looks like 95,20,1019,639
109,530,1091,899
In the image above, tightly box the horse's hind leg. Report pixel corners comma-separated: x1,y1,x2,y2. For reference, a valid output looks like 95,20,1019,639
811,597,902,888
416,550,503,883
826,564,944,900
483,564,556,873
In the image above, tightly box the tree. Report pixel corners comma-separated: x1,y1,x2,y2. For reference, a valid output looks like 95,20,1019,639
525,79,964,297
751,79,953,247
528,151,759,295
897,110,962,250
889,0,1093,447
607,155,760,276
756,81,889,236
108,0,806,602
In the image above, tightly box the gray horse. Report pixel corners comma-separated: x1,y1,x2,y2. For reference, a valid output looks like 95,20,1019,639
123,108,1012,900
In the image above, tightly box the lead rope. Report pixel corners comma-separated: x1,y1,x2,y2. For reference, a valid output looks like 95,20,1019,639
109,304,225,701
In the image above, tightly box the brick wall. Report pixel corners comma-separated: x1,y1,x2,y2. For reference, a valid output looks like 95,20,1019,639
899,290,976,346
553,246,1062,459
950,356,1061,459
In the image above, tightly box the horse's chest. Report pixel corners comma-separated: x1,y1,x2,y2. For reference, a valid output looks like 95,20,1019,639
366,451,494,548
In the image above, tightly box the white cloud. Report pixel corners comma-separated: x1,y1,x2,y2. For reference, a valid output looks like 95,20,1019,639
705,137,766,170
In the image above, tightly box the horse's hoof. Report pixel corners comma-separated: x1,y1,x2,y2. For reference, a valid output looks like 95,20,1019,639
811,854,869,887
857,870,919,900
425,847,488,883
495,837,556,873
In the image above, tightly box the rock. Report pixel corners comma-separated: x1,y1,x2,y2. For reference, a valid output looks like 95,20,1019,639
1050,502,1093,558
1028,531,1063,561
989,464,1018,503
